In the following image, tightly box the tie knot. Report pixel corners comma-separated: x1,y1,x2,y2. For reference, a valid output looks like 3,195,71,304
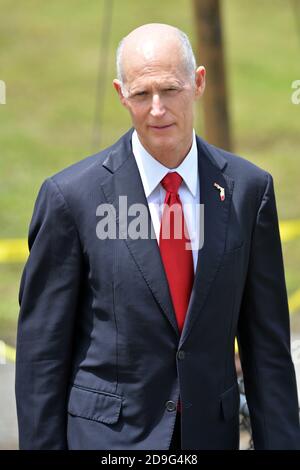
161,172,183,194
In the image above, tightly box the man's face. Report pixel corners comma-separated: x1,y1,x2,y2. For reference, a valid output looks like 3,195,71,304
114,42,205,161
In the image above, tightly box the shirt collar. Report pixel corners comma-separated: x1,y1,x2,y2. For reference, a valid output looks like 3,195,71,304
132,129,198,198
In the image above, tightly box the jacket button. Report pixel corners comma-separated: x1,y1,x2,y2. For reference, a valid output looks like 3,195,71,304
177,350,185,360
165,400,176,412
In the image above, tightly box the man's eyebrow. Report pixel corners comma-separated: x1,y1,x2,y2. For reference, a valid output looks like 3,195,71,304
128,88,148,97
131,88,147,93
128,84,147,92
130,81,183,92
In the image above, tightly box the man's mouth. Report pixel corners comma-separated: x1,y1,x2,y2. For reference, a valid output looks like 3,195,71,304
148,124,174,130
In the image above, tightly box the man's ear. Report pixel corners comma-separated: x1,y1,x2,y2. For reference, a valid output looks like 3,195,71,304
194,66,206,98
113,79,127,106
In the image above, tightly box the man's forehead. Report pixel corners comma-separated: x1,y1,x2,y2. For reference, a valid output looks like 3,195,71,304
139,41,156,61
122,30,183,66
122,45,186,83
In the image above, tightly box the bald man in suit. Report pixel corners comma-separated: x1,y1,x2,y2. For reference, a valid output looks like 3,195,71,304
16,23,300,450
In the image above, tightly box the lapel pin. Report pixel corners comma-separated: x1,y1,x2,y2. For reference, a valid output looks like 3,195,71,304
214,182,225,201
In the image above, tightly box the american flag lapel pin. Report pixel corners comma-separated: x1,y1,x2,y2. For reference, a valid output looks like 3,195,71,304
214,182,225,201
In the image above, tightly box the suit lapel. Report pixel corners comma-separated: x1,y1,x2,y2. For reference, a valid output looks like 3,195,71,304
179,137,234,348
100,131,179,336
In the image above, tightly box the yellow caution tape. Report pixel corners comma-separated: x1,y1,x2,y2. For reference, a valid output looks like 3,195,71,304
0,220,299,263
0,340,16,363
289,287,300,315
0,239,28,263
280,219,300,242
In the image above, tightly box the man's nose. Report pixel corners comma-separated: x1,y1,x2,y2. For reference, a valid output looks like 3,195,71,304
150,94,165,117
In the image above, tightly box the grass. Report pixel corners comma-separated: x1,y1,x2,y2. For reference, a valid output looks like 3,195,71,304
0,0,300,342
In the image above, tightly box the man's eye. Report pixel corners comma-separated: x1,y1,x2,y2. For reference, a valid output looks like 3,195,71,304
135,91,147,96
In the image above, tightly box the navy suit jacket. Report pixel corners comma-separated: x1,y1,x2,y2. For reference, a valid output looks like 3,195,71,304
16,129,300,449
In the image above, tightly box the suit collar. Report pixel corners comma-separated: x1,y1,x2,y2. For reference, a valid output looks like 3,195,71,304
131,129,198,198
195,134,228,172
102,128,134,174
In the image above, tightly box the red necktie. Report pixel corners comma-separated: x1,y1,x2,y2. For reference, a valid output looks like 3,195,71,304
159,172,194,333
159,172,194,415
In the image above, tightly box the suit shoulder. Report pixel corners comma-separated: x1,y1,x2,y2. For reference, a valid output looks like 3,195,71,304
45,130,132,194
221,148,269,180
49,143,114,185
198,136,271,185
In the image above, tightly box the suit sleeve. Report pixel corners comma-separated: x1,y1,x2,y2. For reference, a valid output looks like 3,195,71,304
237,173,300,449
15,177,82,449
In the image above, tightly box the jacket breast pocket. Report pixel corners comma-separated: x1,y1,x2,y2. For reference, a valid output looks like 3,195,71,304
67,384,123,424
220,382,240,421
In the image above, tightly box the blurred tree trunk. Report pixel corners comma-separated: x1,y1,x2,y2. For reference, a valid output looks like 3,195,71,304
193,0,232,151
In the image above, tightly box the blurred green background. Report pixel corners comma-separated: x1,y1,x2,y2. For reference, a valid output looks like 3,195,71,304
0,0,300,347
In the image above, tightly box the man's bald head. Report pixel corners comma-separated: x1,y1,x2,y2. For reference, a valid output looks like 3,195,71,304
116,23,196,91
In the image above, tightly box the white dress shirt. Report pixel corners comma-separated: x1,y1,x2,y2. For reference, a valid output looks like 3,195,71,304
132,129,200,272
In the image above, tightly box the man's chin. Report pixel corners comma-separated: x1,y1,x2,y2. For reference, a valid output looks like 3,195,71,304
145,139,179,158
